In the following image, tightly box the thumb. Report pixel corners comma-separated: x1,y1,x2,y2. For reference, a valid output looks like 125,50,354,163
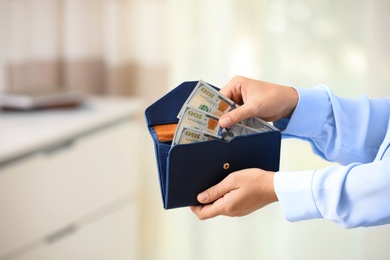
197,176,235,204
219,105,251,128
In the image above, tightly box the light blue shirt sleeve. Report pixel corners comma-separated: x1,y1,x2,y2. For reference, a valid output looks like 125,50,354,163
274,85,390,228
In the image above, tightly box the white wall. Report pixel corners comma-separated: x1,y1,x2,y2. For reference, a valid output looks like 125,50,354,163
366,0,390,97
0,0,6,92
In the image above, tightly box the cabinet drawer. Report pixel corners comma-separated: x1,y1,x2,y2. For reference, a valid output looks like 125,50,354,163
16,203,138,260
0,120,141,257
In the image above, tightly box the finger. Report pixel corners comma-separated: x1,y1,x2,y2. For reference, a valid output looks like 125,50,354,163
189,205,201,215
190,200,226,220
197,174,236,204
219,105,251,128
220,75,248,101
219,79,237,99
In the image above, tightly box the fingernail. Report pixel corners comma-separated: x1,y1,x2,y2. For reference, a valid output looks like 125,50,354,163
198,192,208,202
219,116,231,127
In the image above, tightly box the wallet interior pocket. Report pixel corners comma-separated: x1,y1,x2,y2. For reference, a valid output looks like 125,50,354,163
153,123,178,142
155,141,171,199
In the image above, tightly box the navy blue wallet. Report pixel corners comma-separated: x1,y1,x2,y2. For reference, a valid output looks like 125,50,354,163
145,81,281,209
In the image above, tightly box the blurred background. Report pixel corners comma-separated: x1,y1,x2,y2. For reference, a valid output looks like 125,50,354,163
1,0,390,259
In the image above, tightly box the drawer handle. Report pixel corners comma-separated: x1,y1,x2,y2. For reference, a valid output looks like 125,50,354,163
45,224,78,244
42,139,75,155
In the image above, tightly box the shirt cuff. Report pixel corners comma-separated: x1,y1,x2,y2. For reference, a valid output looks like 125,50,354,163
281,86,330,138
274,170,323,222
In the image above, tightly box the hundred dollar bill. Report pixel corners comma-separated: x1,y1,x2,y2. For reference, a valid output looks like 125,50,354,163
173,106,275,145
223,123,264,141
222,117,276,141
173,106,226,145
178,80,277,132
241,117,277,132
177,80,237,119
172,127,221,146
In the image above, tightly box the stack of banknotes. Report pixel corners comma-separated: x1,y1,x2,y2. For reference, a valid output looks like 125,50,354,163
172,80,277,146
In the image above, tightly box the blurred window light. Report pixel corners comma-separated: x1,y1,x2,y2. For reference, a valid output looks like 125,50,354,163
265,14,287,34
311,18,337,38
289,1,311,21
305,51,331,80
265,1,287,34
228,37,257,77
344,46,367,72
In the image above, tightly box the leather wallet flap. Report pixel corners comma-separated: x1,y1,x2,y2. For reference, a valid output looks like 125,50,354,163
165,131,281,209
145,81,198,128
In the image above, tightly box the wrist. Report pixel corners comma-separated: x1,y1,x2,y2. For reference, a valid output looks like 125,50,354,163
268,171,279,203
258,170,278,204
283,86,299,119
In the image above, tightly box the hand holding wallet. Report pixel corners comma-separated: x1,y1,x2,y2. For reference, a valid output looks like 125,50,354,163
145,81,281,209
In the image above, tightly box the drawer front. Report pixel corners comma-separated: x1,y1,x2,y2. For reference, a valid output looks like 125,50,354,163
15,203,138,260
0,120,141,257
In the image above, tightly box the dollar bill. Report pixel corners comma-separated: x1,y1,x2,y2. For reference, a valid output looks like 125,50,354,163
171,80,279,146
223,122,265,141
178,80,276,131
241,117,277,132
177,80,237,119
173,106,226,144
173,106,275,145
172,127,221,146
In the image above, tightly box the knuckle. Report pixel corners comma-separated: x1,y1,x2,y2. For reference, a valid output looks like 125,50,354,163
232,75,245,82
209,187,220,199
229,109,244,124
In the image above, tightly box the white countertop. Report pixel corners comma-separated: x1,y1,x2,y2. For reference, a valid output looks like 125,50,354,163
0,96,144,165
